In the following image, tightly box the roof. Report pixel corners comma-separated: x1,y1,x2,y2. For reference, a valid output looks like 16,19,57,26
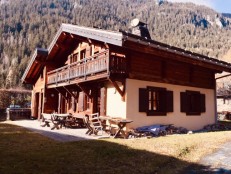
120,31,231,73
22,23,231,83
22,48,48,83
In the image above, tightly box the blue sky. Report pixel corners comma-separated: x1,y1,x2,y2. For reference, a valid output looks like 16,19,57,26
168,0,231,13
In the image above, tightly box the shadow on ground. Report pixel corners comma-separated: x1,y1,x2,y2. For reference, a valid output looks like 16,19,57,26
0,122,230,174
0,110,7,121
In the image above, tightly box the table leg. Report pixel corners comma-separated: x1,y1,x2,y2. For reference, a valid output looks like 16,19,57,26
114,123,127,138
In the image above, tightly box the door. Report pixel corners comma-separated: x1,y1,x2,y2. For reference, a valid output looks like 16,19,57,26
33,93,39,118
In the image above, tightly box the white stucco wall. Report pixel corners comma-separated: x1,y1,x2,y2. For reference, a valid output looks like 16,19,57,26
217,98,231,112
126,79,216,131
106,84,127,119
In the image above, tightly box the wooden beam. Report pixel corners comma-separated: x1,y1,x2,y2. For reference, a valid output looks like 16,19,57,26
87,38,92,44
76,84,91,98
54,88,68,100
104,43,109,49
108,78,125,100
62,86,78,100
216,73,231,80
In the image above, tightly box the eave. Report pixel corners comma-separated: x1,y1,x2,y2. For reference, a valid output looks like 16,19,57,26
22,48,48,84
121,31,231,73
47,24,123,57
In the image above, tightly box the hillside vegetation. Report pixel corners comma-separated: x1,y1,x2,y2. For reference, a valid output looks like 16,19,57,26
0,0,231,88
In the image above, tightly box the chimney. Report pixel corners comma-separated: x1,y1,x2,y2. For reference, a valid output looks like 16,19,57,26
131,18,151,39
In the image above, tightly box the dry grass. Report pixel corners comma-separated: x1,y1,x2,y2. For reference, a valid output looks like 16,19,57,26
1,123,231,174
109,131,231,162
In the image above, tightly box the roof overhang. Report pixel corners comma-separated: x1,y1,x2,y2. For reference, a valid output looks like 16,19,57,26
22,48,48,84
121,31,231,73
47,24,123,55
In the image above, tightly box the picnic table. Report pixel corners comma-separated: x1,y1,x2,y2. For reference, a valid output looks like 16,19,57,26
71,114,85,128
99,116,133,138
52,113,70,129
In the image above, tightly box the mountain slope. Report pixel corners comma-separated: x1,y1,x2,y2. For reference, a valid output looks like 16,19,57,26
0,0,231,88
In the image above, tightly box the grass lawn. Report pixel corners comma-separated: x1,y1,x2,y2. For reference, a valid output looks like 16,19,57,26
1,123,231,174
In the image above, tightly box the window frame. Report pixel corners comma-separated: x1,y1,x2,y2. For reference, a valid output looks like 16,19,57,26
147,86,167,116
139,86,173,116
180,90,206,116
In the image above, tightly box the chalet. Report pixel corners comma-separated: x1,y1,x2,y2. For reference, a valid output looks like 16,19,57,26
22,21,231,130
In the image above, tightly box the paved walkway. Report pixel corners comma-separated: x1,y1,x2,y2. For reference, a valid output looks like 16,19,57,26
199,141,231,173
3,119,110,142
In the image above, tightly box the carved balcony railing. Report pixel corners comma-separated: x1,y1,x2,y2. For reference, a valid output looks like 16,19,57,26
47,49,126,85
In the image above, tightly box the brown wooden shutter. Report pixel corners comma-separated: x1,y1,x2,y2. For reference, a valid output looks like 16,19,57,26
200,94,206,112
194,93,201,114
139,88,148,112
180,92,188,113
159,90,167,112
166,90,173,112
100,87,107,116
78,92,84,112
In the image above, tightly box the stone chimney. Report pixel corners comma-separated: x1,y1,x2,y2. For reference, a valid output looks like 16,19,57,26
131,18,151,39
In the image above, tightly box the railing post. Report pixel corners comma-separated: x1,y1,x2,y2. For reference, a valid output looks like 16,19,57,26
47,49,110,85
107,50,110,75
84,58,87,80
56,70,58,85
68,65,70,83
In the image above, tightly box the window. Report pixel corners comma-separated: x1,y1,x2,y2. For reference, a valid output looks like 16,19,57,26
70,53,78,64
139,86,173,116
80,50,85,60
180,90,205,115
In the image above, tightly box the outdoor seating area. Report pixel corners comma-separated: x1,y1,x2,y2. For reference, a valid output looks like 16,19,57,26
40,113,133,139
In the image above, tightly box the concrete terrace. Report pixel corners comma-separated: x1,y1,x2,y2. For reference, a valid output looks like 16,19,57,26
3,119,110,142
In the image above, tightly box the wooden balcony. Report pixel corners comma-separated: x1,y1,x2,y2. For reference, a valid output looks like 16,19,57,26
47,49,126,86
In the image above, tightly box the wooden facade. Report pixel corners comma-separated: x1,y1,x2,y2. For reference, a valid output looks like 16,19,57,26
22,24,231,130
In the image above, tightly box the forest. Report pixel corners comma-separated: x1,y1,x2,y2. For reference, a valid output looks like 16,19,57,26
0,0,231,89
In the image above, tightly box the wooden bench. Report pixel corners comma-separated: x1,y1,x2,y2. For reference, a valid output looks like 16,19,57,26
41,113,52,127
41,113,60,130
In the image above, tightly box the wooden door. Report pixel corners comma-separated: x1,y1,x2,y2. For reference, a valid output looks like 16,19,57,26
34,93,39,118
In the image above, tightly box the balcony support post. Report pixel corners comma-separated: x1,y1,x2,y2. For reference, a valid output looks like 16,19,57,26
107,49,110,76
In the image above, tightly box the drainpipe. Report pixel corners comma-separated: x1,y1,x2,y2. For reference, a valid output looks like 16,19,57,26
214,79,218,123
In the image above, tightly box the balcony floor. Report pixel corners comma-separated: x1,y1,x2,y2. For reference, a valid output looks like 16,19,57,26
47,72,109,88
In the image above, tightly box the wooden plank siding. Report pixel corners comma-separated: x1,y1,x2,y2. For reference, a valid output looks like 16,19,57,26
43,89,59,113
128,50,216,89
